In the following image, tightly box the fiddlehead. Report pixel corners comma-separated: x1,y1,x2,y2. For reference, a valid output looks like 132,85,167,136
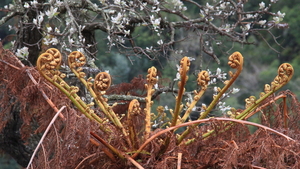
178,52,243,145
36,49,107,128
127,99,141,149
200,63,294,141
93,71,132,147
144,66,158,139
236,63,294,120
36,48,63,82
67,52,115,123
171,57,190,127
94,72,112,93
199,52,243,120
181,71,210,123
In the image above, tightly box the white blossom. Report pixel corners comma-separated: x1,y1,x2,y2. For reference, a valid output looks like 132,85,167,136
55,27,60,33
216,68,221,75
15,47,29,60
232,88,240,94
33,12,44,28
218,102,231,114
77,48,85,53
188,57,195,61
124,29,130,37
213,86,218,93
8,25,12,31
273,16,280,23
277,11,285,18
70,27,76,34
117,36,125,44
146,46,153,51
154,83,159,89
242,23,251,31
55,0,63,6
151,6,160,13
157,39,163,45
45,6,58,19
24,2,30,8
220,3,226,10
47,26,52,32
114,0,121,5
259,2,265,9
30,0,38,6
11,40,15,46
206,3,214,10
8,4,14,10
174,72,180,81
153,0,159,5
68,37,75,44
111,13,123,24
246,14,254,19
258,20,266,25
164,105,169,110
50,37,58,45
172,0,185,11
43,38,51,45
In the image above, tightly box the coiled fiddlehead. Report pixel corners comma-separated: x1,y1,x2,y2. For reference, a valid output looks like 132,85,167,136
66,51,131,146
144,66,158,139
127,99,141,149
236,63,294,120
200,52,243,120
36,48,62,81
94,72,111,92
181,71,210,123
37,49,107,129
178,52,243,145
93,71,132,147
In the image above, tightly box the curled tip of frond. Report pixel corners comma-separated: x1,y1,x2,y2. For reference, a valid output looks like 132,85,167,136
197,71,210,87
228,52,243,69
264,84,271,93
245,96,256,109
37,50,62,71
94,72,111,92
45,47,60,58
269,63,294,90
68,51,86,68
179,56,190,76
156,106,165,113
278,63,294,82
128,99,141,115
146,66,158,85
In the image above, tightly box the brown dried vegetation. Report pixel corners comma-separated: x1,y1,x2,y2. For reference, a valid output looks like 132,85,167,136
0,45,300,168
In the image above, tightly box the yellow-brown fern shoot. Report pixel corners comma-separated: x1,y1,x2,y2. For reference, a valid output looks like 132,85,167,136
171,57,190,127
201,63,294,140
37,49,106,129
127,99,141,149
235,63,294,120
199,52,243,119
181,70,210,123
178,52,243,144
144,66,158,139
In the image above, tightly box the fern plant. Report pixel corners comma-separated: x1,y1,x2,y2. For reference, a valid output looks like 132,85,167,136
36,49,294,167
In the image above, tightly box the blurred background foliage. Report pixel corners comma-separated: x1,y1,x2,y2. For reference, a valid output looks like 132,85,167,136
1,0,299,167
